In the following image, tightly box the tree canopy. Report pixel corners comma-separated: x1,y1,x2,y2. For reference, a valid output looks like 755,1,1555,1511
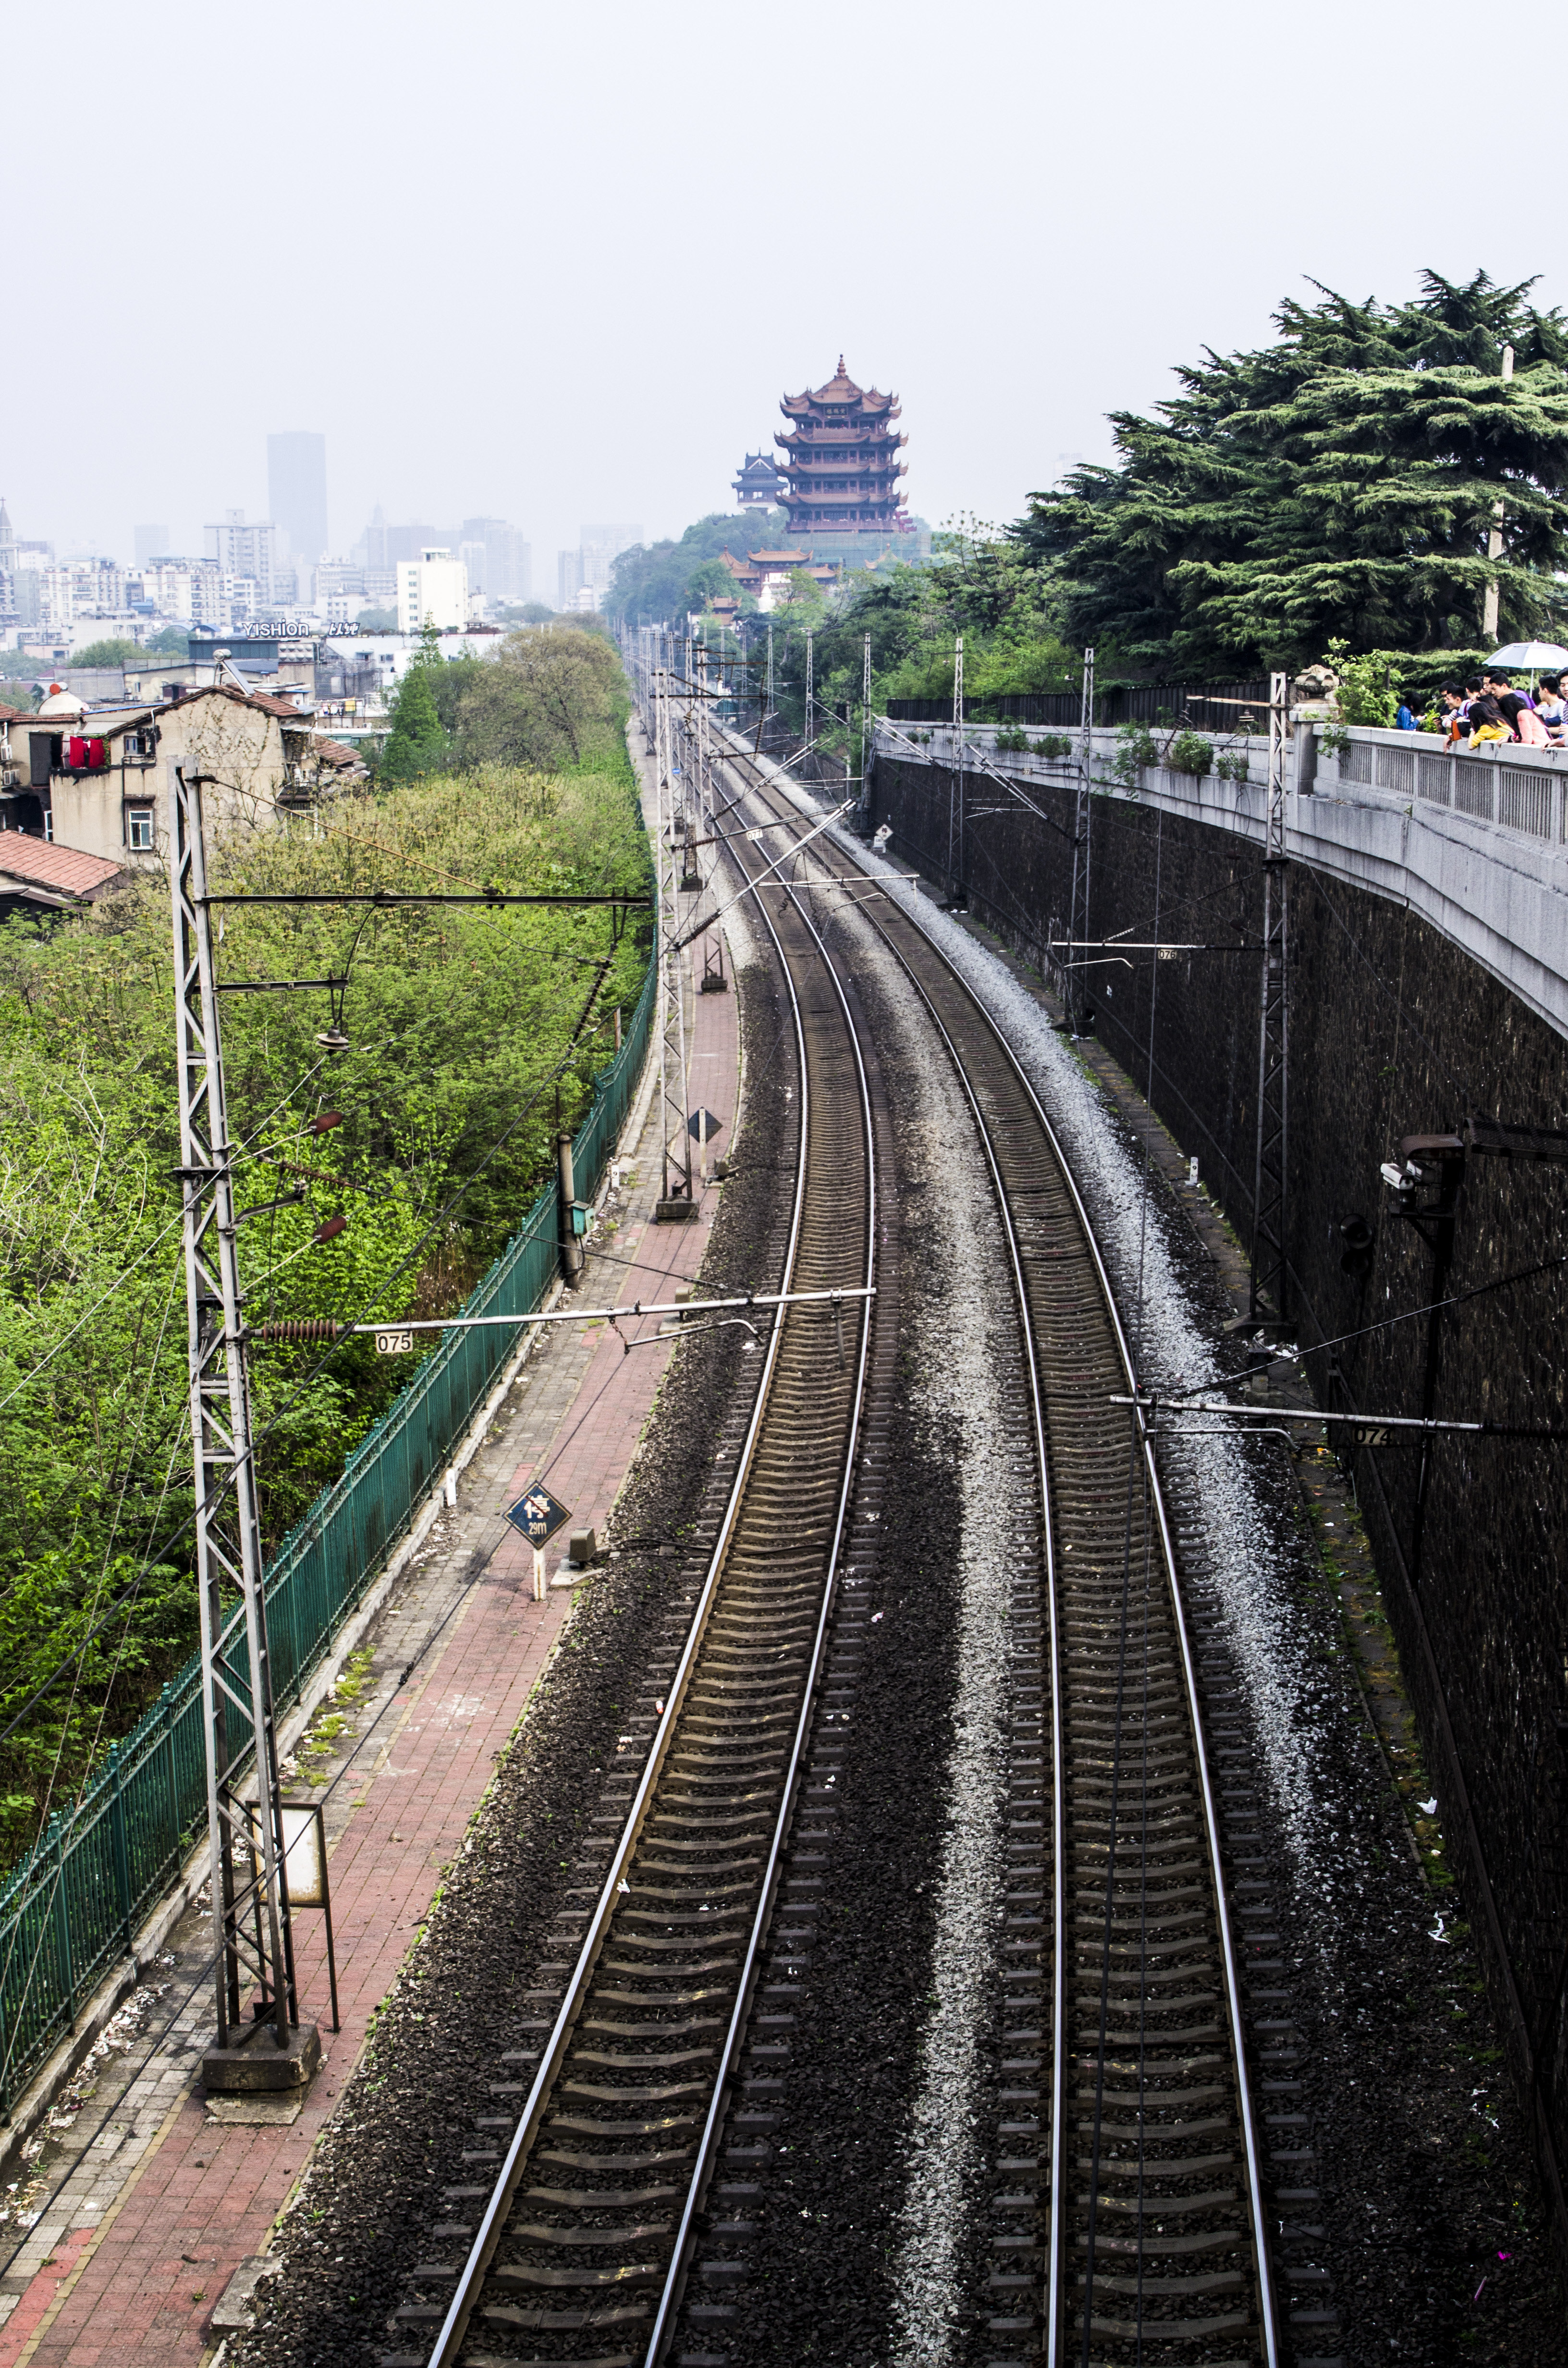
0,745,649,1860
1014,271,1568,673
378,625,628,778
605,512,789,625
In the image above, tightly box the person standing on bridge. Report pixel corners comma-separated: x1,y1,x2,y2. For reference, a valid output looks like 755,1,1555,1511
1437,684,1468,743
1466,690,1510,746
1499,690,1550,744
1534,674,1568,742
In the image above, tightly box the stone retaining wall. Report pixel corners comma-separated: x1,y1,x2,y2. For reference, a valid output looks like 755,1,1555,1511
874,747,1568,2227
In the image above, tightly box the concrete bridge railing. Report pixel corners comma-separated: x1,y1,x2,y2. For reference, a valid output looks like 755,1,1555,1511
873,718,1568,1047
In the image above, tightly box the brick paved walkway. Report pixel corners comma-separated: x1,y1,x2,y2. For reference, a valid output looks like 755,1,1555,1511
0,728,741,2367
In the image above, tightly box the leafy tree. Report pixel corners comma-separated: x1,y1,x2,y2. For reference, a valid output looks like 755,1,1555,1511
356,605,397,631
0,745,649,1859
448,628,628,773
141,624,187,656
70,638,143,668
380,654,447,779
1015,271,1568,673
605,512,789,625
686,557,740,613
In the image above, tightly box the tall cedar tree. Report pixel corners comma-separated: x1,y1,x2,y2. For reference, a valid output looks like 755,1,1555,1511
1014,271,1568,674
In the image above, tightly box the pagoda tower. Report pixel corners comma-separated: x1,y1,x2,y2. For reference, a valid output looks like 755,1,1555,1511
774,359,910,539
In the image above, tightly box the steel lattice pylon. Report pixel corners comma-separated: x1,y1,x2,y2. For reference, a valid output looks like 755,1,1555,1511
1063,644,1096,1028
652,655,694,1206
172,765,307,2060
1250,672,1290,1320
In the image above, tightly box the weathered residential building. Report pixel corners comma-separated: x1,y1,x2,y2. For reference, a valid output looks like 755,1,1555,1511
0,684,358,871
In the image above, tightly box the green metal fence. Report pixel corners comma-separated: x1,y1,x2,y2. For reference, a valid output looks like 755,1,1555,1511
0,961,654,2113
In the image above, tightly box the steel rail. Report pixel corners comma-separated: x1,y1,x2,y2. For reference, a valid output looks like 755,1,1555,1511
639,781,877,2364
419,789,816,2368
713,728,1281,2368
421,704,875,2368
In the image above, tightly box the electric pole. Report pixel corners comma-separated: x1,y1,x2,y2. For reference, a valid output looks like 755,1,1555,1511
860,631,871,819
172,765,316,2087
1250,671,1290,1320
948,634,965,905
805,629,814,757
653,668,694,1217
1065,645,1096,1028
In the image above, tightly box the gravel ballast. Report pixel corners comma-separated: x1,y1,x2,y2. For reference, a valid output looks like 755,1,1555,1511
235,762,1564,2367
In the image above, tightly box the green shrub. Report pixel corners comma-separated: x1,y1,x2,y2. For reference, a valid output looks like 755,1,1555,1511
1112,723,1159,785
1215,749,1250,783
1323,638,1398,728
1036,733,1073,759
1168,729,1214,777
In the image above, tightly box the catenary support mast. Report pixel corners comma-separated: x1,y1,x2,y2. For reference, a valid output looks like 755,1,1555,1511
1250,671,1290,1319
172,765,308,2060
1064,644,1096,1024
653,660,694,1209
948,633,965,903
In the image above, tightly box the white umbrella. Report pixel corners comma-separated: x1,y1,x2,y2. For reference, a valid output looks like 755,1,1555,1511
1487,641,1568,671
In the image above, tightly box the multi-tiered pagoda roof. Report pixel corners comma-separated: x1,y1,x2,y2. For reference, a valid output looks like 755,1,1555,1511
774,358,910,536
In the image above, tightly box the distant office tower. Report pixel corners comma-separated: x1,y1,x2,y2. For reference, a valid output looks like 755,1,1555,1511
461,518,531,602
268,432,329,567
134,523,170,567
558,549,588,609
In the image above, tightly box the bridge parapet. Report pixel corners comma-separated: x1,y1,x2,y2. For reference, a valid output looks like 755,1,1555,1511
874,717,1568,1045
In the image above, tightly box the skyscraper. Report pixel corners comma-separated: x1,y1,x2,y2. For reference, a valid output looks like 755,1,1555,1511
267,432,328,567
460,518,532,602
134,523,170,567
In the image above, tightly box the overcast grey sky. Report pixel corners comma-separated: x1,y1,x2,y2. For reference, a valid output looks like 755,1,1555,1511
12,0,1561,575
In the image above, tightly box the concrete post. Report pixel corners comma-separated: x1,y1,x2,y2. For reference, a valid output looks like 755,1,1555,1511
557,1130,582,1283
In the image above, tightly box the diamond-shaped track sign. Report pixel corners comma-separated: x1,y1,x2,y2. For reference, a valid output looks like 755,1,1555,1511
505,1485,573,1550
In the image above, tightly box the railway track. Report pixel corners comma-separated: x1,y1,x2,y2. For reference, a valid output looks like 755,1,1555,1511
711,735,1280,2366
398,704,880,2366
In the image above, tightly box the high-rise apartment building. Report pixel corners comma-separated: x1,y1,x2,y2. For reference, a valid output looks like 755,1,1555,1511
397,549,469,634
205,511,282,610
558,524,640,612
267,431,329,567
134,524,170,568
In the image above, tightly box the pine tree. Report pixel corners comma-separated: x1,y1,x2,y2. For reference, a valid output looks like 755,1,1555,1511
1016,271,1568,672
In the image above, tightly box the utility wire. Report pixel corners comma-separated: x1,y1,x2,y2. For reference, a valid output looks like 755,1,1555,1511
1169,1245,1568,1401
0,963,623,1761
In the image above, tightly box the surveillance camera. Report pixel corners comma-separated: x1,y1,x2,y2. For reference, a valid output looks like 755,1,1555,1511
1379,1161,1406,1189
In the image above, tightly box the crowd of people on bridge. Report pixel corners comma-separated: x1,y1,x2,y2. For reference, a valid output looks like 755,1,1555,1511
1414,667,1568,748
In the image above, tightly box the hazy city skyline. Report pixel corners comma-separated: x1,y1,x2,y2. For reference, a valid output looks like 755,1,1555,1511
5,0,1565,580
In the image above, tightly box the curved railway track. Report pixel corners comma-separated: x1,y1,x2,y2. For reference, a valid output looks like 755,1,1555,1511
405,708,879,2367
396,691,1281,2368
710,732,1280,2367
